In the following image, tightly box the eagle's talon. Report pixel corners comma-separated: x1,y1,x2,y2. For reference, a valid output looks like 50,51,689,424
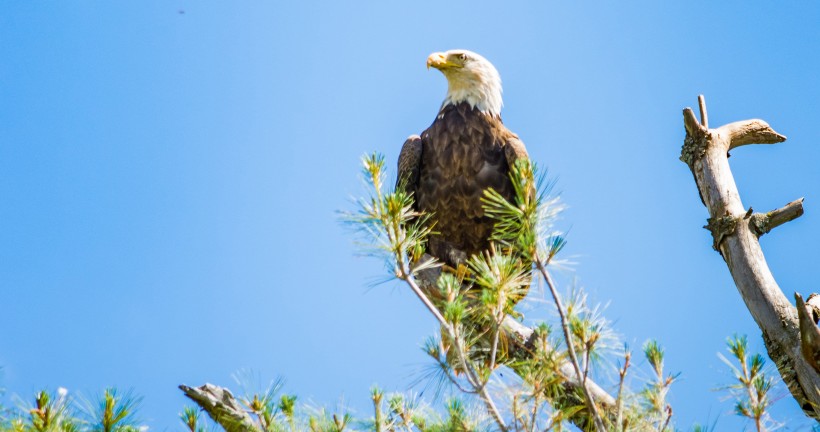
455,263,470,282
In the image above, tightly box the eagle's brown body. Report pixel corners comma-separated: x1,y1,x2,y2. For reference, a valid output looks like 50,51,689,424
398,101,529,267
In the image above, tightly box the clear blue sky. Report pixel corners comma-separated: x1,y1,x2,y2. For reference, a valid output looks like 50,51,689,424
1,1,819,430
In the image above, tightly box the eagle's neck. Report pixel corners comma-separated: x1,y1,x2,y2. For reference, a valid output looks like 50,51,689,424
440,73,502,117
436,102,501,126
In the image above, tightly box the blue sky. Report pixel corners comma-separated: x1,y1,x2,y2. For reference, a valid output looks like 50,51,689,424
1,1,819,430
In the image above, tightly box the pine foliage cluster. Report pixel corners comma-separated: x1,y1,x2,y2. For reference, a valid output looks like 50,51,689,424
0,155,782,432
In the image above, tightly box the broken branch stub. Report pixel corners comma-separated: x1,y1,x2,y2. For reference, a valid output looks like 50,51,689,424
680,96,820,419
750,198,805,237
179,384,256,432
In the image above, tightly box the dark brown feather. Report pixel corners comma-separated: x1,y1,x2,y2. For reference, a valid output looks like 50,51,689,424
397,102,529,267
397,134,422,198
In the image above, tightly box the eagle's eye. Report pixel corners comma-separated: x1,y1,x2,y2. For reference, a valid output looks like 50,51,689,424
459,53,468,61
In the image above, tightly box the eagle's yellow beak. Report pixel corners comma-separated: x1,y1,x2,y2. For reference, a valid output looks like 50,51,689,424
427,52,456,70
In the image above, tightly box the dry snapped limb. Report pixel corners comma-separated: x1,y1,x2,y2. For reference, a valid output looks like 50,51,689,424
414,258,616,430
680,95,820,419
179,384,256,432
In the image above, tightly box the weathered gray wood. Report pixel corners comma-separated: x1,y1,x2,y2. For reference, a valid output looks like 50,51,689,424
680,97,820,419
750,199,805,237
180,384,257,432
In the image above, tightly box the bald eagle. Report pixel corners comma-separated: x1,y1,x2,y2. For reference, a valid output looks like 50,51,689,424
397,50,530,268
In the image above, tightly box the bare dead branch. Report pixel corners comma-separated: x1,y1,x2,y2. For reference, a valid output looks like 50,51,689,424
453,325,509,431
399,269,451,332
720,119,787,150
750,198,805,237
698,94,708,128
536,258,606,432
179,384,256,432
680,96,820,420
682,107,706,137
615,350,631,432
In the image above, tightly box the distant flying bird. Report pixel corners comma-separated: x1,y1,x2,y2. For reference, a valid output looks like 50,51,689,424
397,50,530,268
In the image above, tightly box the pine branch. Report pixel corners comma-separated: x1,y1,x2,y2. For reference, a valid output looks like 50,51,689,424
536,258,606,432
413,258,618,429
348,154,618,430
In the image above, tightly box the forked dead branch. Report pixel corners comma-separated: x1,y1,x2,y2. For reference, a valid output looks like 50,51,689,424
681,95,820,420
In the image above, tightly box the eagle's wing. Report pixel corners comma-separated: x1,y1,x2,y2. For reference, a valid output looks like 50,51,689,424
504,135,536,201
397,134,422,200
504,134,529,166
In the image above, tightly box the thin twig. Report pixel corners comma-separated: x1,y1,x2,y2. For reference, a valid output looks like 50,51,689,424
698,94,708,128
488,326,501,372
398,242,506,429
740,356,766,430
372,165,450,332
535,255,606,432
372,393,383,432
530,392,539,432
615,350,631,432
451,325,509,431
437,359,475,394
475,313,504,395
477,380,508,431
511,394,520,432
660,406,673,432
398,272,451,331
398,265,508,431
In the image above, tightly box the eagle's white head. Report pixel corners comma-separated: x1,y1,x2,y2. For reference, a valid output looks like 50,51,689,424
427,49,502,117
